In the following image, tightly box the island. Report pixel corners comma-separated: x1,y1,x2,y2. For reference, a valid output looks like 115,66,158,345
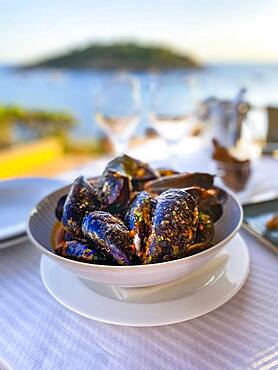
22,42,200,70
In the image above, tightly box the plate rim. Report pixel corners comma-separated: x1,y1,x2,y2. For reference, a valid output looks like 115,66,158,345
0,234,29,250
40,233,250,326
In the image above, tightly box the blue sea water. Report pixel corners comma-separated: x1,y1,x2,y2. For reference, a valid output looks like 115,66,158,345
0,64,278,140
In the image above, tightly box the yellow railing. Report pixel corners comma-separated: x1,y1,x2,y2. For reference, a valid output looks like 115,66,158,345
0,139,63,179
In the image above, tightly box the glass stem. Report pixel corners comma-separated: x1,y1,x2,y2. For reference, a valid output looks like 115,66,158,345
112,136,127,155
167,141,179,170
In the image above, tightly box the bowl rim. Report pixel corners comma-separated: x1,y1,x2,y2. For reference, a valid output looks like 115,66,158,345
27,184,243,270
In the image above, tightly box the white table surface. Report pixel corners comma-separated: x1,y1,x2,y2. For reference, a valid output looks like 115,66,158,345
0,151,278,370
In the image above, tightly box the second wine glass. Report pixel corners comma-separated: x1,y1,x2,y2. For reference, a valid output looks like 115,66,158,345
149,75,197,164
95,74,140,155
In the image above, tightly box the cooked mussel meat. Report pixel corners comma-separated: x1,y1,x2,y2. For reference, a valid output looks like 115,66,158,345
143,189,199,264
82,211,134,265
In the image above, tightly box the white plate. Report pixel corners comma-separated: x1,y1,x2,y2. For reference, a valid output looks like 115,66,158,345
40,234,250,326
0,356,13,370
0,234,29,250
214,177,278,206
0,178,65,241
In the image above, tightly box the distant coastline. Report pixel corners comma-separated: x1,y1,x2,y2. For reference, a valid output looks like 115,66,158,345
21,42,200,71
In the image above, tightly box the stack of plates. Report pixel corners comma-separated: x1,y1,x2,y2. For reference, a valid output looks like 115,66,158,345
0,178,65,250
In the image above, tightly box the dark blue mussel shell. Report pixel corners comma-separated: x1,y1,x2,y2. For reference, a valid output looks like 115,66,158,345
55,240,107,264
98,169,131,215
64,231,75,241
82,211,134,265
104,155,158,191
143,189,199,264
55,194,67,221
124,191,156,259
62,176,101,238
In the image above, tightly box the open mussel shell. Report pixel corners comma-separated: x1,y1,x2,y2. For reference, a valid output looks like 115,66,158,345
62,176,101,238
194,212,214,244
207,186,228,205
144,172,214,194
82,211,135,265
143,189,199,264
185,186,223,222
124,191,156,258
98,170,132,215
104,155,159,191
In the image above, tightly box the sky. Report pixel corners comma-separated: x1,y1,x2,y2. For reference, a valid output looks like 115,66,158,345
1,0,278,64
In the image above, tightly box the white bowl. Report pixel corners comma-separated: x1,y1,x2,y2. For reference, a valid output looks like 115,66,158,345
27,184,243,287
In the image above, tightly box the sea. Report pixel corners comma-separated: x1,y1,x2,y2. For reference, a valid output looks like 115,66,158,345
1,64,278,141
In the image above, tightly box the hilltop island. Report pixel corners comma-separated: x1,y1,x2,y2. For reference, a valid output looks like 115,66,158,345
22,43,200,70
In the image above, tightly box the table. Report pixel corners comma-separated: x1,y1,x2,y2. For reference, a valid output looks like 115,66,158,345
0,154,278,370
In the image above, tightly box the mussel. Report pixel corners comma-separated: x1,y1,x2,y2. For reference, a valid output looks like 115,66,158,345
185,186,223,222
64,231,75,241
186,212,214,255
124,191,156,258
143,189,199,264
82,211,135,265
98,170,132,214
144,172,214,194
53,156,225,266
104,155,159,190
62,176,101,238
97,170,131,215
207,186,228,205
195,212,214,244
55,240,107,263
55,194,67,221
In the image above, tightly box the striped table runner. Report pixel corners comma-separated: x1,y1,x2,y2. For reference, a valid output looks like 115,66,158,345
0,230,277,370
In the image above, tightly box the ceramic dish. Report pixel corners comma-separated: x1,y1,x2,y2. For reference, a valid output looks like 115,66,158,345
40,234,250,326
27,183,243,287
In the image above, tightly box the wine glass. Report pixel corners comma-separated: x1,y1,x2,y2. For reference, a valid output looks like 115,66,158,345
149,75,197,165
95,74,140,155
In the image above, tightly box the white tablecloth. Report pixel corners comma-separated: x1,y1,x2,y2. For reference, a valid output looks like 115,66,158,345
0,153,278,370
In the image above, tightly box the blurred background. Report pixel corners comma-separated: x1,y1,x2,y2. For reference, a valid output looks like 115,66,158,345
1,0,278,179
